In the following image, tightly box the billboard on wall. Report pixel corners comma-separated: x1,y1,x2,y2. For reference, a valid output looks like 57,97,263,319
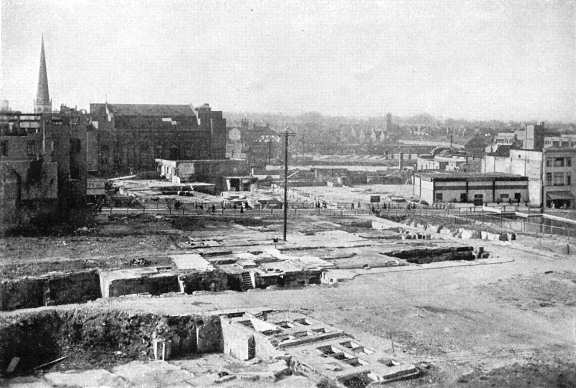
370,195,381,203
87,178,106,196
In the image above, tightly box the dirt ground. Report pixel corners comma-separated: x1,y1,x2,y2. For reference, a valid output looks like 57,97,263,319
68,238,573,387
291,184,416,203
1,206,576,386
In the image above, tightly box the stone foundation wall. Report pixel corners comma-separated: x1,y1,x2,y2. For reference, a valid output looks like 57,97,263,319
0,270,101,311
179,271,228,294
105,273,180,298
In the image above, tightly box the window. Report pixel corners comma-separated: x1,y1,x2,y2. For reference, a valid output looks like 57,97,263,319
70,165,81,179
500,193,509,200
567,158,572,167
567,174,571,186
70,138,81,153
553,172,564,186
546,159,552,167
474,194,484,200
554,158,564,167
26,141,36,157
546,173,552,186
0,141,7,156
435,193,443,202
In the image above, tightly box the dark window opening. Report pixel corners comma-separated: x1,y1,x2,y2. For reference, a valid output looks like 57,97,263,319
70,138,81,153
26,141,36,157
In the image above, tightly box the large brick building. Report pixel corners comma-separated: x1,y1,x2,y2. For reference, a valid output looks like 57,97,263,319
88,103,227,176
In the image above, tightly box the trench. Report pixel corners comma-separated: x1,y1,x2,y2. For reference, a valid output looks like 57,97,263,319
1,243,484,312
386,246,476,264
0,308,221,376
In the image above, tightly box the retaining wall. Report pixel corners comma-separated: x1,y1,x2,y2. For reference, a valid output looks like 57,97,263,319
0,270,101,311
0,308,221,376
179,270,228,294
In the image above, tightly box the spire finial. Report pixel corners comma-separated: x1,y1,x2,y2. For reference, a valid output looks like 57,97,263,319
34,34,51,114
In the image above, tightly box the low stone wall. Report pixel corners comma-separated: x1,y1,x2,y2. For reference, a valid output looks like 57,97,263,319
0,270,101,311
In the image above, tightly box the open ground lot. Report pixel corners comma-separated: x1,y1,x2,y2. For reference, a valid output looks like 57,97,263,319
1,193,575,386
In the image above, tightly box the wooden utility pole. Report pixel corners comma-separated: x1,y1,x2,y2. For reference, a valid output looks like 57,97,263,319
282,129,295,241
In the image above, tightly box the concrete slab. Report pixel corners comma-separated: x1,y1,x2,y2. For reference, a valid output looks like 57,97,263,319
291,255,334,270
112,360,195,387
2,376,51,388
171,253,214,271
43,369,127,387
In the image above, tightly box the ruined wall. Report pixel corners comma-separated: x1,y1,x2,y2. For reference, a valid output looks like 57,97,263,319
102,273,180,298
0,160,59,232
0,270,101,311
0,132,43,161
220,318,255,360
1,160,58,201
86,128,99,172
209,112,227,159
179,270,228,294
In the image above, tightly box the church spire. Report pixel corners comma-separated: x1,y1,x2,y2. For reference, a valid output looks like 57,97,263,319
34,35,52,114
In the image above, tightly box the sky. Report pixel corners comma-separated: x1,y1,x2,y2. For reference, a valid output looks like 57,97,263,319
1,0,575,121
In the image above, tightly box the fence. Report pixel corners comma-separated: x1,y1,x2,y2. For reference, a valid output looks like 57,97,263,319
376,206,576,240
99,205,372,219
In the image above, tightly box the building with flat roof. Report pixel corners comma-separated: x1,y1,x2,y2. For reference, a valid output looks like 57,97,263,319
416,147,476,173
155,158,255,192
482,147,576,208
413,172,528,205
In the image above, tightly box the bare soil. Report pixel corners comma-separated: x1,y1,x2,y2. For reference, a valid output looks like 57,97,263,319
1,209,575,386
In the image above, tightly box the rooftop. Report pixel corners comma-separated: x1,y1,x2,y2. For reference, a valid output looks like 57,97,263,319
416,171,528,181
486,145,513,157
90,103,196,117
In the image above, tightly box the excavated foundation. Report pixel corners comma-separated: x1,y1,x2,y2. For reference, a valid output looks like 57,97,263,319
0,308,221,376
387,246,477,264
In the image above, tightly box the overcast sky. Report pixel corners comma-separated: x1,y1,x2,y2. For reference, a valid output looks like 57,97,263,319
1,0,575,121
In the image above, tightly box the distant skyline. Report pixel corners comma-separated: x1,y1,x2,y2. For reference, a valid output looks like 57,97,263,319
1,0,575,121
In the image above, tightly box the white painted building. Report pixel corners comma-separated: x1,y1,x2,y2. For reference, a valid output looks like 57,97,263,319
413,172,529,204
